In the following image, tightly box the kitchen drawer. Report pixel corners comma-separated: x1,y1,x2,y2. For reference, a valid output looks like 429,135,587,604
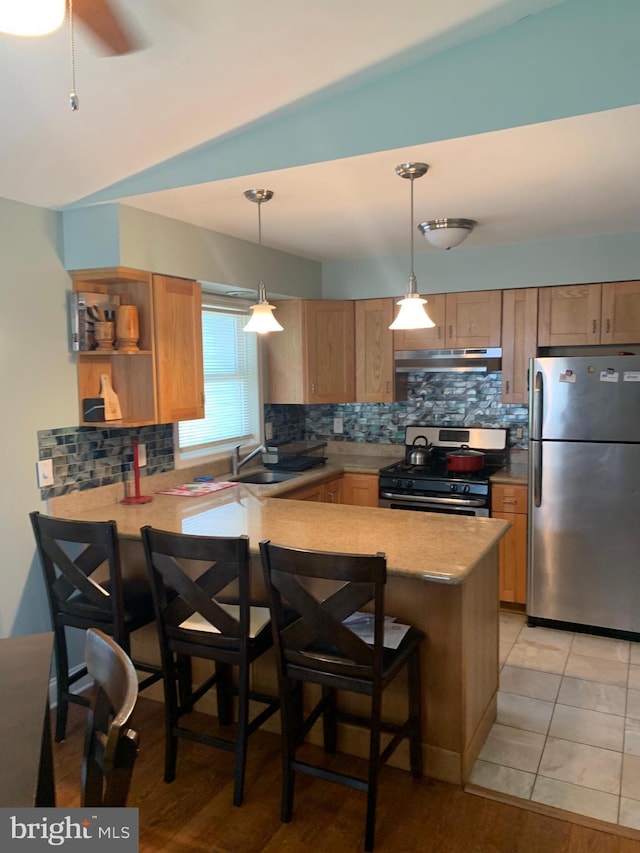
492,484,527,514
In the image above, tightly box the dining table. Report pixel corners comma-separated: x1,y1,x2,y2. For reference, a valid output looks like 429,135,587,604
0,632,55,806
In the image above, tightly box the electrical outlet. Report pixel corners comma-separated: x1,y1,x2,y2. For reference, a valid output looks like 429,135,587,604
333,417,344,434
515,426,524,440
36,459,53,488
265,422,273,441
138,443,147,467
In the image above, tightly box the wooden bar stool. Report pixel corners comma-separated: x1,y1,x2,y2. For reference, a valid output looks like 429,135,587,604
30,512,162,742
141,525,280,807
259,539,425,852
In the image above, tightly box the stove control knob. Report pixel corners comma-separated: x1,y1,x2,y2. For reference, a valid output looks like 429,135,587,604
462,484,470,494
407,480,414,489
450,483,458,493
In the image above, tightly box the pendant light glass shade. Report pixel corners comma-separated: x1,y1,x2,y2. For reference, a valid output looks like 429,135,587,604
243,283,284,333
389,288,435,331
242,188,283,334
0,0,65,36
389,163,434,331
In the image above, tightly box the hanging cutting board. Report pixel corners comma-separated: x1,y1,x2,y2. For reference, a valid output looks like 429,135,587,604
99,374,122,421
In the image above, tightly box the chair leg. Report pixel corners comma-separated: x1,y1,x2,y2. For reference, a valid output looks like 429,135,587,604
364,691,383,853
408,648,423,778
163,662,180,783
280,678,297,823
233,664,250,807
322,686,337,754
176,654,192,706
215,662,233,725
53,624,70,742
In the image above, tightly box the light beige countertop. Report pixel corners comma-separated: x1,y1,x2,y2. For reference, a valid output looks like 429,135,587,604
50,456,508,585
489,449,528,486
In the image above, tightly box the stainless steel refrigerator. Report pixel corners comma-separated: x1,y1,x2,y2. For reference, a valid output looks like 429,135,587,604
528,355,640,635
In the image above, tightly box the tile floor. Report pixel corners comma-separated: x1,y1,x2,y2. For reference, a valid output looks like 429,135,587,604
468,610,640,831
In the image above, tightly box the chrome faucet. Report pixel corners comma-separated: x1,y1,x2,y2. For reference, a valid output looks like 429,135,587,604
231,443,266,477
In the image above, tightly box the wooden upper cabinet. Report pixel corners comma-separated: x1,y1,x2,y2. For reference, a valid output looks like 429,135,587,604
307,301,355,403
153,275,204,423
71,268,204,427
393,291,501,350
537,284,602,345
355,298,394,402
501,288,538,404
600,281,640,344
392,293,447,350
538,281,640,346
266,300,355,404
446,291,502,347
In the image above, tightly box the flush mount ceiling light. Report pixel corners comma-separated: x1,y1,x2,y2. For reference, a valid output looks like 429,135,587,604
389,163,436,331
243,189,283,334
0,0,65,35
418,218,477,250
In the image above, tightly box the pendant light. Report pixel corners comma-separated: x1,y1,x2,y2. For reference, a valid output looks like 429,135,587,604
243,189,283,334
389,163,435,331
0,0,65,36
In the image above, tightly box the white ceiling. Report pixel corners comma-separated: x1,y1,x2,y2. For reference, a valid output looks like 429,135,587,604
1,0,638,263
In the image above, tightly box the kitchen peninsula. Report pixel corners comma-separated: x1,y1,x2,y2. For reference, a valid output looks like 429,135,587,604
50,468,508,786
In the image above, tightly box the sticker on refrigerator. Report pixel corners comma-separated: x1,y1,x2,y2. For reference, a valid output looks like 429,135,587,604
559,370,576,383
623,371,640,382
600,369,619,382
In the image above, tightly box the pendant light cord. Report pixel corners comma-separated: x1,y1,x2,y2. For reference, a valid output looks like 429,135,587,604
409,175,417,294
257,198,262,248
69,0,79,110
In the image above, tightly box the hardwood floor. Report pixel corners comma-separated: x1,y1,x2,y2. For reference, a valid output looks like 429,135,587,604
53,697,640,852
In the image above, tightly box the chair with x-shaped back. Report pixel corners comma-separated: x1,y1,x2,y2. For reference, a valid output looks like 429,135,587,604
30,511,162,742
259,539,425,852
141,524,281,806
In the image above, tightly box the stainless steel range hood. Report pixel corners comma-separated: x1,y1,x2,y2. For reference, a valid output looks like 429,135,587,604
395,348,502,374
394,348,502,399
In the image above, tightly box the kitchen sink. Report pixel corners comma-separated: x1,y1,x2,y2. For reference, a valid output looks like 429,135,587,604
232,471,299,485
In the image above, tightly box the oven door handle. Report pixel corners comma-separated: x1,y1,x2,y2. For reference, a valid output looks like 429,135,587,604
379,491,487,507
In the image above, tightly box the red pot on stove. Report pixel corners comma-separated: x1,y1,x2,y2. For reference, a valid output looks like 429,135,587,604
446,444,485,472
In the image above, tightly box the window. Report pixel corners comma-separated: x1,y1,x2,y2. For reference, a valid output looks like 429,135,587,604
176,296,262,466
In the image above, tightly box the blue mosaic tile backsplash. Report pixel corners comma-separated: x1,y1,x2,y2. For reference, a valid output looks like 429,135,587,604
39,372,528,499
265,372,529,448
37,423,174,500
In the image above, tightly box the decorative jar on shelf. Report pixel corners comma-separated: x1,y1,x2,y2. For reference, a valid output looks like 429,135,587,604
116,305,140,353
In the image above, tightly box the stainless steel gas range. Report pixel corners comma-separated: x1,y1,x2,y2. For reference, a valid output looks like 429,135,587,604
378,426,509,517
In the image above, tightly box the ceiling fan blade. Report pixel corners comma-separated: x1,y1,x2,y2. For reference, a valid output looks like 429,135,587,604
72,0,140,55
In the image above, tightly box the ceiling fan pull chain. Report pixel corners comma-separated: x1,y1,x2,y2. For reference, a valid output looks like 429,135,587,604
69,0,79,111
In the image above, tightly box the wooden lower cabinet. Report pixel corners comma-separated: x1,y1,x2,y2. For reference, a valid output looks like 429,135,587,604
341,473,379,507
282,476,343,504
492,484,528,605
281,473,378,506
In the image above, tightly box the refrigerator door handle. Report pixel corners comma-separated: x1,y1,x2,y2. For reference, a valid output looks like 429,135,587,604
533,440,542,507
531,369,544,440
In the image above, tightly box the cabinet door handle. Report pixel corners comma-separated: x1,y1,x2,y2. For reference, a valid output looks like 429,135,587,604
448,324,453,339
606,318,611,333
505,380,510,395
502,499,517,505
385,381,390,393
311,383,315,395
437,325,442,339
592,319,597,334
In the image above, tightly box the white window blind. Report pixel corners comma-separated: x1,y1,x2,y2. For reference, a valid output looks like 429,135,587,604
178,303,260,454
